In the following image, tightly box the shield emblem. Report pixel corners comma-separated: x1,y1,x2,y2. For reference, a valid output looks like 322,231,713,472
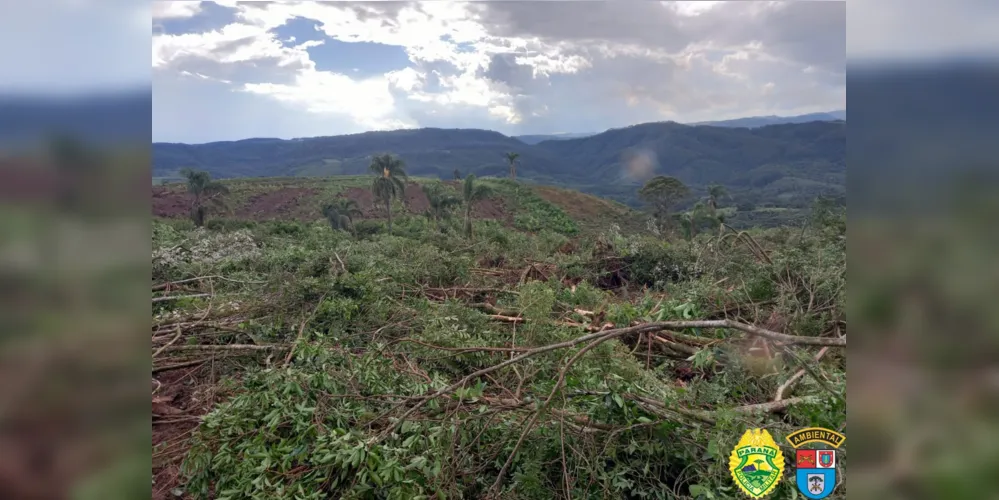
796,468,836,499
818,450,835,468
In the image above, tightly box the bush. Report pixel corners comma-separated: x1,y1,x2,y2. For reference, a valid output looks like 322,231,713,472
624,238,701,289
204,218,258,232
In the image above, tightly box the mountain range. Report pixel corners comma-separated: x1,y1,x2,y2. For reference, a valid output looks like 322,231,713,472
508,110,845,144
690,110,845,128
0,89,151,149
154,118,845,209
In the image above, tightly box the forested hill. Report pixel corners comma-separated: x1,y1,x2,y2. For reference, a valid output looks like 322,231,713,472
153,120,844,208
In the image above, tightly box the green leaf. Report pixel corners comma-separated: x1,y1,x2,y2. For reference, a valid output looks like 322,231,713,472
689,484,714,499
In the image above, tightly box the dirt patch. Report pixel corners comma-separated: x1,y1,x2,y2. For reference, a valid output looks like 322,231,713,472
533,186,627,221
342,182,432,218
153,186,193,218
341,186,381,217
152,364,221,500
235,187,320,221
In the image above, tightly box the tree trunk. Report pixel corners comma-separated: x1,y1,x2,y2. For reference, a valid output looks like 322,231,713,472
386,198,393,234
464,207,472,239
510,162,516,181
192,193,204,227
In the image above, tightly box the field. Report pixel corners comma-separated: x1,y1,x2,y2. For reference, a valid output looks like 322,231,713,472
152,176,846,499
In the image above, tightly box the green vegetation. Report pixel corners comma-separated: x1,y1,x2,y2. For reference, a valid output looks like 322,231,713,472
369,154,408,234
322,198,361,233
152,175,846,499
461,174,492,238
486,179,579,235
505,151,520,180
421,182,461,229
181,168,229,227
638,175,690,236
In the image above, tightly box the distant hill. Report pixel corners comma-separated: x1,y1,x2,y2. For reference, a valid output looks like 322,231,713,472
691,110,845,128
514,132,596,145
153,120,844,211
0,89,151,148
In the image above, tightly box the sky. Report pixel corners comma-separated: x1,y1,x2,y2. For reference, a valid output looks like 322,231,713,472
150,1,850,143
1,1,996,143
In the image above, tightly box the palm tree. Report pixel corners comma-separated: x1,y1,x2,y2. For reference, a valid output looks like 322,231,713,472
461,174,492,238
180,168,229,227
369,154,407,233
453,168,462,180
421,182,461,230
706,184,727,214
322,198,362,233
504,152,520,180
679,202,709,241
678,213,696,241
705,184,728,234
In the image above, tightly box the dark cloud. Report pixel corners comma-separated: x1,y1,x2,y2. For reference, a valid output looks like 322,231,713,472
470,2,689,53
481,53,538,90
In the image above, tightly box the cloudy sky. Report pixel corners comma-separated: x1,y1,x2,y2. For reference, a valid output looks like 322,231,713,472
151,1,847,143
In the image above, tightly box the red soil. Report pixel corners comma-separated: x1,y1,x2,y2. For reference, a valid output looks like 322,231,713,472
152,181,512,224
235,187,320,221
152,364,222,500
152,186,193,218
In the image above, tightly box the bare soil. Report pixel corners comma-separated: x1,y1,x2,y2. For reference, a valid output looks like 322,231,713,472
235,187,320,221
533,185,631,220
152,364,223,500
153,186,193,218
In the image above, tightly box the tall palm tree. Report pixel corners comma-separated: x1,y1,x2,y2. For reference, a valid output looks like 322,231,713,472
504,152,520,180
369,154,407,233
180,168,229,227
462,174,492,239
322,198,362,233
421,182,461,230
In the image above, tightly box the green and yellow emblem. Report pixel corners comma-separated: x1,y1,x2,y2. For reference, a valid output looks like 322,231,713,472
729,428,785,498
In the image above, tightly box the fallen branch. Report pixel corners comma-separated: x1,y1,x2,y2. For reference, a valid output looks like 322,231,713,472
488,314,525,324
656,330,718,347
153,293,211,303
651,335,700,357
153,326,183,359
371,321,675,442
152,359,207,374
490,316,846,347
775,346,831,401
776,342,844,403
631,393,822,424
158,344,286,353
284,297,326,366
152,275,267,291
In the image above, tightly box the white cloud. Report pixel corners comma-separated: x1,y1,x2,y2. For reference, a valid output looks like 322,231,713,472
670,1,724,17
152,1,203,20
848,0,999,60
242,71,412,130
152,0,847,141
